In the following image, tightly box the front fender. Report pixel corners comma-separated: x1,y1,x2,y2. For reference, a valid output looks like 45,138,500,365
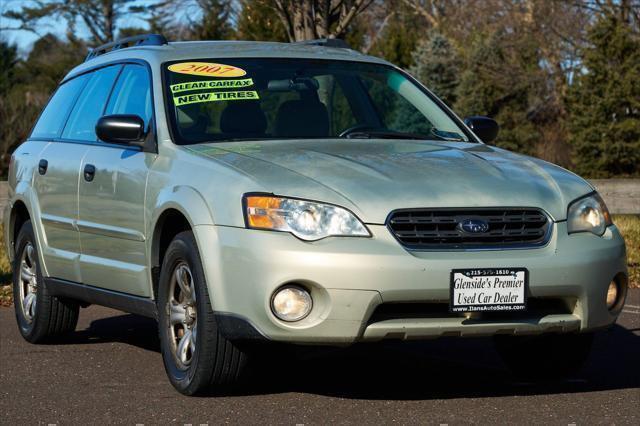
146,185,217,298
149,185,215,229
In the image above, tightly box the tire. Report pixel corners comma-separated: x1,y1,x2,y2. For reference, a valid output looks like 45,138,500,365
157,230,248,395
13,220,79,343
494,332,594,380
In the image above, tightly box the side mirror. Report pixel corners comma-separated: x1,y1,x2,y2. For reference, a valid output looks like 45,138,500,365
464,116,499,143
96,114,145,145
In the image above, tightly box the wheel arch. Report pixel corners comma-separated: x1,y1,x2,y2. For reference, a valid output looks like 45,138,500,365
149,184,214,250
8,199,32,262
149,207,193,299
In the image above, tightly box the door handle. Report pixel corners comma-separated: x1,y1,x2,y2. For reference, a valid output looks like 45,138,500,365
38,159,48,175
83,164,96,182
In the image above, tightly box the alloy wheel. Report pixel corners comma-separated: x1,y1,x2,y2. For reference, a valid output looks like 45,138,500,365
167,262,197,369
18,242,37,323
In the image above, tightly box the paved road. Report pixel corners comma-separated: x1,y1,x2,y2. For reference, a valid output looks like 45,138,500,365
1,291,639,425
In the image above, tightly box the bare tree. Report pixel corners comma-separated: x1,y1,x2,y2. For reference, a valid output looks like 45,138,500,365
270,0,375,41
400,0,448,28
573,0,640,29
2,0,137,45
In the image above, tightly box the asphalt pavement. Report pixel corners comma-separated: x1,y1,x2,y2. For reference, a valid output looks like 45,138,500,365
1,291,639,425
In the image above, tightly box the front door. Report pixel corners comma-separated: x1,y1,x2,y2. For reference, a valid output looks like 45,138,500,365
78,147,151,295
77,64,155,296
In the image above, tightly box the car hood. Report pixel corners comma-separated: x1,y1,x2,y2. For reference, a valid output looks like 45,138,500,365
186,139,593,223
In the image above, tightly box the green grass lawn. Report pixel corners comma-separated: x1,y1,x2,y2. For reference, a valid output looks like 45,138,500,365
614,215,640,290
0,216,638,306
0,225,11,306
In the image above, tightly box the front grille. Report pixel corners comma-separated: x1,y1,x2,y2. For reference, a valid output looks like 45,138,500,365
387,208,551,250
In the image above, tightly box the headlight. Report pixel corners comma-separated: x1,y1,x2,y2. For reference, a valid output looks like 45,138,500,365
244,195,370,241
567,193,612,236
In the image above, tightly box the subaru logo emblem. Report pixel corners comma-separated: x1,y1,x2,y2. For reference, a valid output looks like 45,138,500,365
459,218,490,233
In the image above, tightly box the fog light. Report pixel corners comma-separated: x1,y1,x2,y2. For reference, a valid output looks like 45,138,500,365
606,280,618,310
271,286,312,322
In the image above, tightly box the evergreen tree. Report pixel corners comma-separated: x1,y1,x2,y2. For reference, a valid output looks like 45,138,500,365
369,13,419,69
455,31,540,155
192,0,234,40
116,27,150,39
388,31,461,137
0,35,86,177
236,0,287,42
409,30,461,107
342,14,367,51
0,41,18,96
567,12,640,177
0,41,20,177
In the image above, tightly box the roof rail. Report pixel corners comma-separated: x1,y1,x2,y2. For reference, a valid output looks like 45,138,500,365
85,34,168,62
293,38,351,49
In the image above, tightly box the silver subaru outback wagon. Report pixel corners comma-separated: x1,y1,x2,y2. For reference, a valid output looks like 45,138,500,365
4,34,628,395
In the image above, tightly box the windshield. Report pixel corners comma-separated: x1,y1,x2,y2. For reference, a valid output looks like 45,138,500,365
163,58,471,144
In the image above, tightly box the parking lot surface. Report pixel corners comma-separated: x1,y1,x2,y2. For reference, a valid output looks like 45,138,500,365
1,290,639,424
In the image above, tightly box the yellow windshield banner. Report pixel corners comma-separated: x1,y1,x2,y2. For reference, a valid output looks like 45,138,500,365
173,90,259,106
168,62,247,77
170,78,254,94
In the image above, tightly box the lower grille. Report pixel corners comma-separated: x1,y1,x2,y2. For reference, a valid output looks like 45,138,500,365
387,208,551,250
367,298,575,324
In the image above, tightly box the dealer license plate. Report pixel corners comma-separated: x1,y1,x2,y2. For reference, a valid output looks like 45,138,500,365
450,268,528,312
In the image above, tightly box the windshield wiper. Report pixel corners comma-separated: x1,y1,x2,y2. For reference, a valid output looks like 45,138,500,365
343,128,466,142
196,137,264,143
429,128,466,141
343,130,430,140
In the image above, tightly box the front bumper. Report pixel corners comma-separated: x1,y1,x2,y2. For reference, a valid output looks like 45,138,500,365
195,222,627,345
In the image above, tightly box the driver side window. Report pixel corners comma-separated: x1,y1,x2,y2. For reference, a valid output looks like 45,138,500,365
61,65,121,141
105,64,153,130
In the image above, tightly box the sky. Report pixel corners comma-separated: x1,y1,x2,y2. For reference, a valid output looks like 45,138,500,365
0,0,152,55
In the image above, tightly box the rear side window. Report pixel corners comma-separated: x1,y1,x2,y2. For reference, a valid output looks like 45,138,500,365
30,75,89,139
62,65,122,141
106,64,153,129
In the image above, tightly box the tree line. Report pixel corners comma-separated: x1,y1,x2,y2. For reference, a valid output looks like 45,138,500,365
1,0,638,178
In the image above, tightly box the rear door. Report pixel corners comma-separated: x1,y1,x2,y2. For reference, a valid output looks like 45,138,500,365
45,64,122,284
77,64,154,296
31,74,90,283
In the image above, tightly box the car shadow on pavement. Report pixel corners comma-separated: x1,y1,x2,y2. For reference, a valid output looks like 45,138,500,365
242,323,640,400
56,313,161,353
58,313,639,400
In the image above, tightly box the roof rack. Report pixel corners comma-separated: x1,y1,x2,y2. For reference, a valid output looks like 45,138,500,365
85,34,168,62
293,38,351,49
